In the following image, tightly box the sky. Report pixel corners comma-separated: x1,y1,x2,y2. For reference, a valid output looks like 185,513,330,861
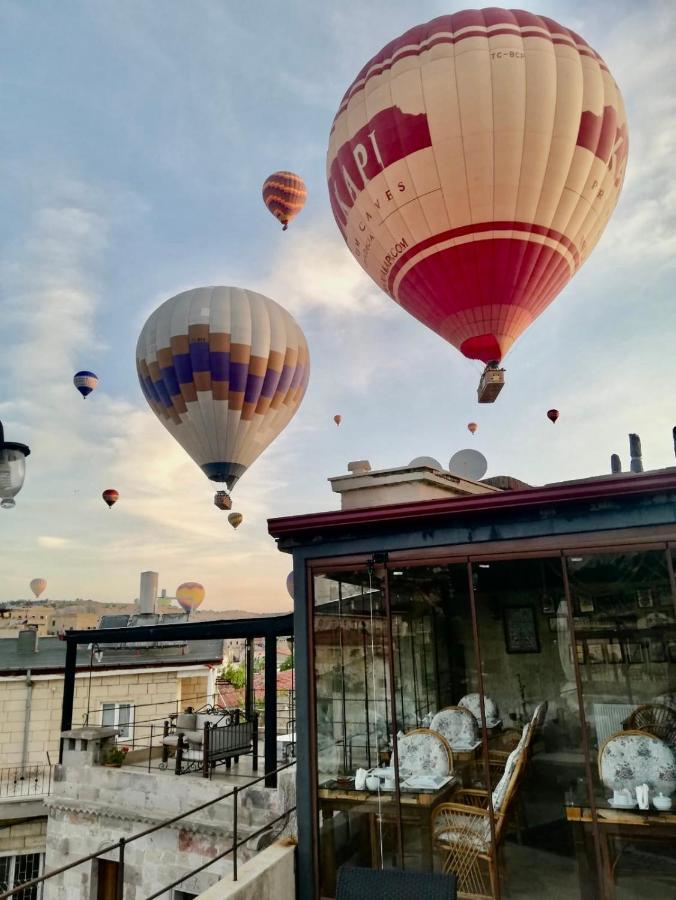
0,0,674,611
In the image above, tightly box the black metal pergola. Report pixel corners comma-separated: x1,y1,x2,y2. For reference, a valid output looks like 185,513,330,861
59,613,293,787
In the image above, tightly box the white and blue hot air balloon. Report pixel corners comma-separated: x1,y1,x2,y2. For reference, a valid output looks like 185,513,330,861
73,371,98,399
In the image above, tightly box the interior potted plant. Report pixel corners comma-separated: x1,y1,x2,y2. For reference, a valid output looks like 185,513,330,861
103,745,129,768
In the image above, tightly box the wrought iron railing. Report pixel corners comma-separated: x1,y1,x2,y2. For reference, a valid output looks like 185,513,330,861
0,765,52,799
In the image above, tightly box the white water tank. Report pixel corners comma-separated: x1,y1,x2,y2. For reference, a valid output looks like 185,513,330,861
139,571,158,615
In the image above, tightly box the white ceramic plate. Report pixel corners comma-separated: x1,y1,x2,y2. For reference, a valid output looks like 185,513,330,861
608,797,638,809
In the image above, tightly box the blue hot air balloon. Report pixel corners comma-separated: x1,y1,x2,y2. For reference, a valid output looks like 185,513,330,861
73,371,98,399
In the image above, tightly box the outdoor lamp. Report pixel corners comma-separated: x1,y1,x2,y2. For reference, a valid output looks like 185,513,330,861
0,419,30,509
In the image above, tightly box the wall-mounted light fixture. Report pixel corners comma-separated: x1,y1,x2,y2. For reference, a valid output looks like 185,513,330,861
0,419,31,509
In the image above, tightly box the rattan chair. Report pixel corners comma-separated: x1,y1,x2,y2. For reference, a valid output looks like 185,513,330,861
625,703,676,747
432,737,528,899
336,866,456,899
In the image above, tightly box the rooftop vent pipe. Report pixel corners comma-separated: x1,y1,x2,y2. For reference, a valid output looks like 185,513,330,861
610,454,622,474
629,433,643,473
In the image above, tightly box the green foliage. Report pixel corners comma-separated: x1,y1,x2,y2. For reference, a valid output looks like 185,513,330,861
253,656,265,673
280,655,295,671
220,663,246,688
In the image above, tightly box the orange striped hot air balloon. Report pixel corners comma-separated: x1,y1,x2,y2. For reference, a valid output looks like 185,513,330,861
467,422,478,435
176,582,205,613
262,171,307,230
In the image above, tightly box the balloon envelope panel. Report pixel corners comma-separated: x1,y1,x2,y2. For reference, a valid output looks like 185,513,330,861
327,9,628,363
136,287,310,490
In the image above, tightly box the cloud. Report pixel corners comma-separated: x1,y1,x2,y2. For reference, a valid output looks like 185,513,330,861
37,536,70,549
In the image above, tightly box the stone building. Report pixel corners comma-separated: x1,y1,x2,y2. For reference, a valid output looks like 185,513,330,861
0,626,223,896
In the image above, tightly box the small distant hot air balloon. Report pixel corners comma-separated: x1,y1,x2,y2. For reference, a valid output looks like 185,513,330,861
467,422,478,435
214,491,232,511
286,571,294,600
262,171,307,230
102,489,119,508
228,512,243,530
73,371,98,399
334,415,342,426
547,409,560,424
30,578,47,599
176,582,205,614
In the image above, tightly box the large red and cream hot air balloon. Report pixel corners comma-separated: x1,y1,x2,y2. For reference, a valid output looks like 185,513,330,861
262,172,307,230
327,10,628,401
136,287,310,504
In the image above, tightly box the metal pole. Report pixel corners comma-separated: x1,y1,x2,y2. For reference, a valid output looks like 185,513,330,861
232,786,239,881
59,639,77,761
361,622,371,766
148,725,153,772
264,634,278,787
245,637,254,719
381,567,405,870
116,838,125,900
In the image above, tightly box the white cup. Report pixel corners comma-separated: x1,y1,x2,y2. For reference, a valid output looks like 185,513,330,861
365,774,380,791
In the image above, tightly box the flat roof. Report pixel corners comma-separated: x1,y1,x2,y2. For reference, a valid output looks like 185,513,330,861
268,468,676,539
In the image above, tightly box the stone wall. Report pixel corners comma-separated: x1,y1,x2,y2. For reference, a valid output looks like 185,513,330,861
43,763,296,899
0,818,47,855
195,840,296,900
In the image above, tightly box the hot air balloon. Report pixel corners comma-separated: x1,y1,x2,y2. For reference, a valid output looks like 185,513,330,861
102,489,119,508
30,578,47,599
333,415,342,426
214,490,232,511
262,171,307,230
467,422,478,435
547,409,560,424
73,371,98,399
136,287,309,506
327,10,628,402
286,571,294,600
176,582,205,614
228,512,243,529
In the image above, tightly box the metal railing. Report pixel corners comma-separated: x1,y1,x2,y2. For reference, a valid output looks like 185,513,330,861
0,765,52,799
0,759,296,900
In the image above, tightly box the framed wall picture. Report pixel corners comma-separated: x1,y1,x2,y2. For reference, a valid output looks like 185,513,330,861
649,641,666,663
503,606,540,654
579,597,595,614
625,642,643,664
587,641,605,664
636,589,653,609
606,642,624,664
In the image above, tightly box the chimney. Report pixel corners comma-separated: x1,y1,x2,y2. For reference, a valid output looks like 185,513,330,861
17,627,38,654
138,571,158,615
629,434,643,473
610,454,622,474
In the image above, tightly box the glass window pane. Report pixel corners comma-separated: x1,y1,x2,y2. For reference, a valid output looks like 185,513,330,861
101,704,114,727
568,549,676,898
13,852,40,900
390,564,487,877
473,556,591,898
313,570,398,897
117,705,131,738
0,857,10,892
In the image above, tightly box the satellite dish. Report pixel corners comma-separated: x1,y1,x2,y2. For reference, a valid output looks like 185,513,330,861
409,456,443,470
449,449,488,481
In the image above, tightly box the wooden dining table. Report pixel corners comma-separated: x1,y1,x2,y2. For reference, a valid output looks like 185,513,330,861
565,802,676,899
318,774,460,891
